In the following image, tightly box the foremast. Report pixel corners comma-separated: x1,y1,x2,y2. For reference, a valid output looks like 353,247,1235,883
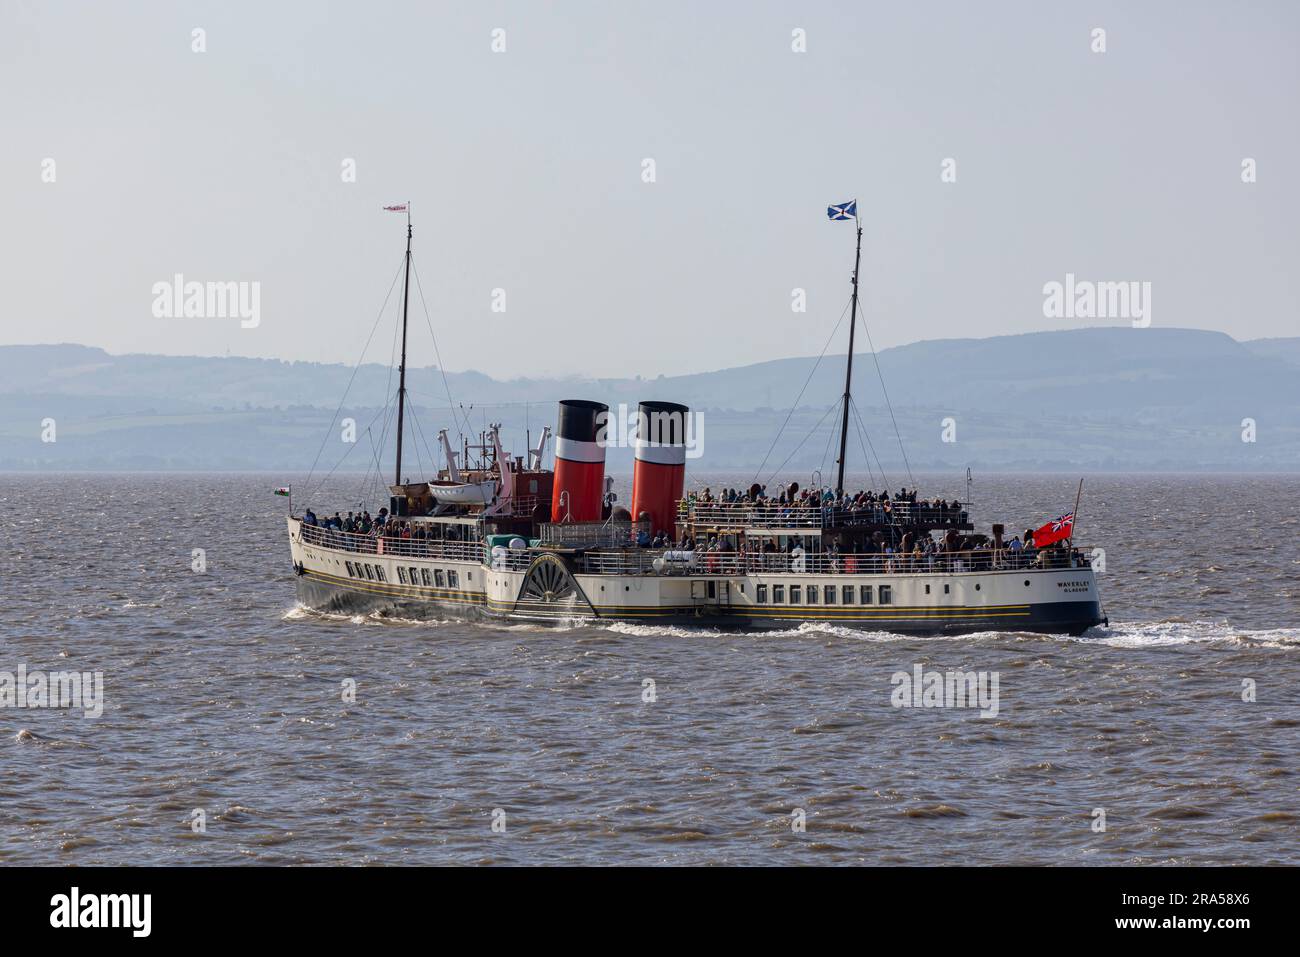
394,205,412,486
834,219,863,495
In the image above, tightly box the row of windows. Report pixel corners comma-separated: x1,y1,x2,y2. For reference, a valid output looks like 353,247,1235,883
755,583,893,605
343,562,462,589
344,561,387,583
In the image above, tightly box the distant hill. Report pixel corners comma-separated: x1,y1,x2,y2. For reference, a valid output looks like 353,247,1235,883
1,328,1296,471
1242,337,1300,368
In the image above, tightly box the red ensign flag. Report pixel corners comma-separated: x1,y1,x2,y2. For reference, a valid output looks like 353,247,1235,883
1032,513,1074,547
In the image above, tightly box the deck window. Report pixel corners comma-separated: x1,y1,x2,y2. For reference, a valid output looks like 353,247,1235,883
345,561,355,577
841,585,854,605
421,568,431,586
879,585,892,605
790,585,801,604
409,567,419,585
374,566,386,582
448,570,459,588
806,585,818,604
824,585,836,604
860,585,873,604
397,568,408,584
363,564,375,580
773,585,785,604
756,584,767,604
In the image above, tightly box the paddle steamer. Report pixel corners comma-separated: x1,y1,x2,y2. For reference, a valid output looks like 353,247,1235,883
286,207,1105,635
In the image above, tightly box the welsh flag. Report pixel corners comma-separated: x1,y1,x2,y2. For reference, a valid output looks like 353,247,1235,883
1032,512,1074,547
273,486,291,497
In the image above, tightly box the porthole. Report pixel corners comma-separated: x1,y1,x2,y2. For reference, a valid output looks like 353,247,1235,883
1024,580,1030,587
975,583,981,591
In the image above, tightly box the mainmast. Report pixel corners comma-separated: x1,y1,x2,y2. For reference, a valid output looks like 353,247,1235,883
394,208,412,486
834,221,863,495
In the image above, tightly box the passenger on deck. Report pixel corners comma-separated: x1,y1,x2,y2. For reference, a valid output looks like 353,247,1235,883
1022,531,1038,567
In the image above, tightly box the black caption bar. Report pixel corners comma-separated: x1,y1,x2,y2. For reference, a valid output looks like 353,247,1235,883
0,866,1278,943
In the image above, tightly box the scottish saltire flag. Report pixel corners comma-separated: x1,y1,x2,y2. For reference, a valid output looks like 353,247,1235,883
383,203,408,212
827,199,857,221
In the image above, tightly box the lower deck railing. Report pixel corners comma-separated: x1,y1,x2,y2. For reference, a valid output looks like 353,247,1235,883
299,522,484,562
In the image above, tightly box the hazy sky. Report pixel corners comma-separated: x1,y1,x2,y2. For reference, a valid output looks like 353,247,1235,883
2,0,1296,378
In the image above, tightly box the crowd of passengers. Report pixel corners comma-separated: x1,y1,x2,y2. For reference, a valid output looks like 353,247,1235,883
633,525,1081,572
681,485,966,527
300,507,473,556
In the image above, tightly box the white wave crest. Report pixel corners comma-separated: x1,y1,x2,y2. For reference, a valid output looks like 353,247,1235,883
1082,620,1300,650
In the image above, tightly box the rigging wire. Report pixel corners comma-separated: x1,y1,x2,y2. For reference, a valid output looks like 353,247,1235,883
404,398,425,481
356,316,403,506
302,256,406,499
850,397,888,490
762,400,842,488
751,297,852,483
403,395,440,480
410,254,469,442
357,425,386,507
856,307,915,486
849,419,879,493
312,408,407,508
818,395,842,481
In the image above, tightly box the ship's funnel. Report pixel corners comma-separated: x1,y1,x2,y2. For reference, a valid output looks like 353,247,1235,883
630,400,689,536
551,399,609,523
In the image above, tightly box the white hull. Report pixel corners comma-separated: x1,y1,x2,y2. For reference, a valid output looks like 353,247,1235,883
288,518,1104,634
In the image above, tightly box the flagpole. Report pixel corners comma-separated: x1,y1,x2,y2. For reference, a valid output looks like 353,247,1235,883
835,211,862,496
1069,477,1083,546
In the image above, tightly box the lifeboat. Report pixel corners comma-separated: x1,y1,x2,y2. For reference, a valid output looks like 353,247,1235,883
428,479,496,505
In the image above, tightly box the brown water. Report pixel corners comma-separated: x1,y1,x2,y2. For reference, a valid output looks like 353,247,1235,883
0,472,1296,865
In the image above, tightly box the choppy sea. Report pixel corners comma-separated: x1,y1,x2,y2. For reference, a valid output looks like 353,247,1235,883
1,472,1296,864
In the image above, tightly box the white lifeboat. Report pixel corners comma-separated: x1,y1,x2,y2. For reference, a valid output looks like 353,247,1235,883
428,479,496,505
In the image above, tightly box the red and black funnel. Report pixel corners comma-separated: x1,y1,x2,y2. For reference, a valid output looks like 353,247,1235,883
551,399,609,523
630,400,688,536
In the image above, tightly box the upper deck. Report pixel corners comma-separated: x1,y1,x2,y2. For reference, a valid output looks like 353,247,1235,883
676,499,973,532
